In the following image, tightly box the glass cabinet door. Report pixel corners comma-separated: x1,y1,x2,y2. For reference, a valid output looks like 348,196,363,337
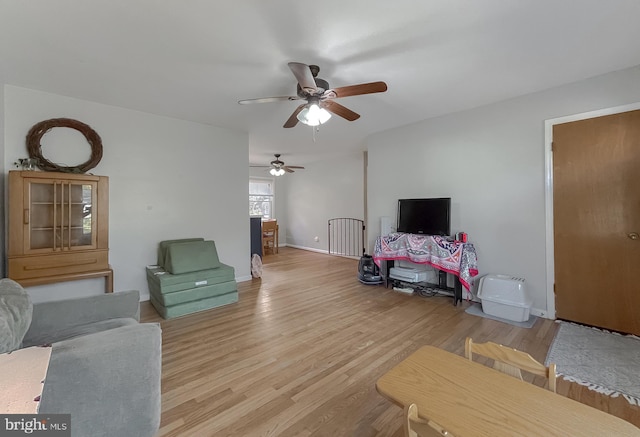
26,179,98,252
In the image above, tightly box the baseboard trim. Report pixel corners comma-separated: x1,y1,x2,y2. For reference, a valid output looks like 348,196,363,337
286,244,328,254
285,245,360,260
530,307,551,319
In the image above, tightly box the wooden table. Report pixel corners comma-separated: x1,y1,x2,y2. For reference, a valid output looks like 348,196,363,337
16,267,114,293
0,346,51,413
376,345,640,436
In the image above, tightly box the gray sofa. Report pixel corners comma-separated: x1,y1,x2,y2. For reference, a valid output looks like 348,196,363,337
0,279,161,437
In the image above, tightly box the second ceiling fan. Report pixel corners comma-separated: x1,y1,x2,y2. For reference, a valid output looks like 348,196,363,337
238,62,387,128
251,154,304,176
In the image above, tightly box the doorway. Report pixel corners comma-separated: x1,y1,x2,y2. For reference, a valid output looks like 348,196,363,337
546,106,640,335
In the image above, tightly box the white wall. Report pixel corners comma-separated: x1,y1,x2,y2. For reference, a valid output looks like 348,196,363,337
285,151,364,252
367,65,640,316
4,85,250,302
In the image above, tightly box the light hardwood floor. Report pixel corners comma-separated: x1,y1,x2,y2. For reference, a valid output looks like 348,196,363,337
141,247,640,436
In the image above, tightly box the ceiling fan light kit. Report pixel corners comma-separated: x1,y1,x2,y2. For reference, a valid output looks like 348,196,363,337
238,62,387,129
297,103,331,126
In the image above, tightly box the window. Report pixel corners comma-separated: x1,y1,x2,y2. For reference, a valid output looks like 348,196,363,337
249,179,274,219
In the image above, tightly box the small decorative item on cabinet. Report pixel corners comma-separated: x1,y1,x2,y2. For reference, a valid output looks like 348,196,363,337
14,158,38,170
7,170,112,292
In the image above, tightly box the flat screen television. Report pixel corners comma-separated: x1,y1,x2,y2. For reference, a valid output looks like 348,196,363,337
397,198,451,236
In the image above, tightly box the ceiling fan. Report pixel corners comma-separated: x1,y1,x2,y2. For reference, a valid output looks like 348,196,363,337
251,154,305,176
238,62,387,128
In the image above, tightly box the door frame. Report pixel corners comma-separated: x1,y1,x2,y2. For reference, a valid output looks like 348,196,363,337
544,101,640,319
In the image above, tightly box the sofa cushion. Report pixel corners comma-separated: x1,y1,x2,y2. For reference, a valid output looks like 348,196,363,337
149,280,238,306
0,278,33,354
22,290,141,348
22,318,138,348
39,323,162,437
146,264,235,294
163,240,221,274
157,238,204,267
150,291,238,319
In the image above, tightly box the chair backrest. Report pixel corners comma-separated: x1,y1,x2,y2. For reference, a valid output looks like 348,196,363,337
262,220,277,235
464,337,557,392
262,220,278,254
405,404,456,437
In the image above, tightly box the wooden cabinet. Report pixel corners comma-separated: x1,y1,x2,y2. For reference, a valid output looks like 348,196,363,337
7,171,111,291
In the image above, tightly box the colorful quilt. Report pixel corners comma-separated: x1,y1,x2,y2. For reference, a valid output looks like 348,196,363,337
373,232,479,291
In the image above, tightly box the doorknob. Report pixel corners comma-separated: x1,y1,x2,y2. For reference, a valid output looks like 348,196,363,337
629,232,639,240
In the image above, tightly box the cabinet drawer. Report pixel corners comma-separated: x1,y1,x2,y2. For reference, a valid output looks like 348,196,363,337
8,250,109,280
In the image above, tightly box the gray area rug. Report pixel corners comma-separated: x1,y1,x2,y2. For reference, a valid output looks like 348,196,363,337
545,321,640,405
464,303,537,328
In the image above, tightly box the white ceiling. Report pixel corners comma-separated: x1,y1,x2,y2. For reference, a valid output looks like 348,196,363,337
2,1,640,167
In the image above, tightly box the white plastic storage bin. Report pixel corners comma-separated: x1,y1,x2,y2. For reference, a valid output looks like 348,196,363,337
477,274,532,322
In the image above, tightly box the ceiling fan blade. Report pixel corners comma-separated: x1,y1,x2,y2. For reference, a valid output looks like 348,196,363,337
283,167,295,173
322,100,360,121
327,81,388,99
288,62,317,93
283,104,306,128
285,165,305,169
238,96,300,105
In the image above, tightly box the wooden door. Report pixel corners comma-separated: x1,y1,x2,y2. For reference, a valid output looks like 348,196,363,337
553,109,640,335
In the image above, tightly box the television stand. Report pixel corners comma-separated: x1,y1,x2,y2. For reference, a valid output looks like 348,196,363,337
373,233,478,306
382,260,463,305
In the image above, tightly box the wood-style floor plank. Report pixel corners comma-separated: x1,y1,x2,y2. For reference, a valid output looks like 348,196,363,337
141,247,640,436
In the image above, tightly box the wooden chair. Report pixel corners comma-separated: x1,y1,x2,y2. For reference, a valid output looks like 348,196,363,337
262,219,278,255
464,337,557,392
405,404,456,437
